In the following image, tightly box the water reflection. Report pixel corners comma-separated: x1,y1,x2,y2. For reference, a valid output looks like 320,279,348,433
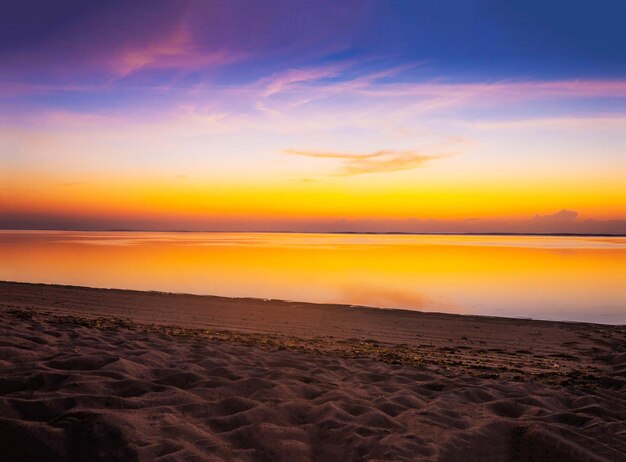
1,231,624,324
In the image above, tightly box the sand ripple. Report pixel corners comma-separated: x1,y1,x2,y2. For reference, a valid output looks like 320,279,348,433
1,310,624,461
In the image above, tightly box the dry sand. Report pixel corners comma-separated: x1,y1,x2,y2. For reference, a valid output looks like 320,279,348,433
0,281,624,461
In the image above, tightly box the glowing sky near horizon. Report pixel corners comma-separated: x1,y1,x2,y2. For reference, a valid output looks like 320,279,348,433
1,1,625,232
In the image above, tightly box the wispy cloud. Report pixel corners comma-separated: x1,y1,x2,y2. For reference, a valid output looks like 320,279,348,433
284,149,440,175
109,20,249,81
471,115,626,131
252,68,626,117
351,79,626,100
260,66,343,97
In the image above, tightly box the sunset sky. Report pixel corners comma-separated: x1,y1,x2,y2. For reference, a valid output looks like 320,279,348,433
2,1,625,233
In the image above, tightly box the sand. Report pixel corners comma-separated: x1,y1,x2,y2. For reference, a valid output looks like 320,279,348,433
0,281,624,461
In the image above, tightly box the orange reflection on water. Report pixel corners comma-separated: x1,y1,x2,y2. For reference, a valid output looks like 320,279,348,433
1,231,624,324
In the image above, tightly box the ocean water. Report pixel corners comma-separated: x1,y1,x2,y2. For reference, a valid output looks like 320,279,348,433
1,230,624,324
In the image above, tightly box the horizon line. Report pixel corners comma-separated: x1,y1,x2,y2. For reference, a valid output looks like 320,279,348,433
2,228,625,238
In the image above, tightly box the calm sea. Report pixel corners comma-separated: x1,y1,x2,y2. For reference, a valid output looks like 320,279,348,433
1,230,624,324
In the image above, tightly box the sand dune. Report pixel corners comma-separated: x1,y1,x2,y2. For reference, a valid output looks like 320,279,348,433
0,282,624,461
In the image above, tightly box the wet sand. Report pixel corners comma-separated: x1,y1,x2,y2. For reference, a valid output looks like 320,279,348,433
0,281,624,461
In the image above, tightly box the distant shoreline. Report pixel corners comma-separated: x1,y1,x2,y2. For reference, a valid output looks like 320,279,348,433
2,228,625,237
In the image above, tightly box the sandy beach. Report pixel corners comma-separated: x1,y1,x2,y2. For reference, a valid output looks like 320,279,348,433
6,1,626,460
0,281,624,461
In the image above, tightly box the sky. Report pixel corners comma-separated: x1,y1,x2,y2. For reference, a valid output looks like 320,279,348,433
1,0,625,233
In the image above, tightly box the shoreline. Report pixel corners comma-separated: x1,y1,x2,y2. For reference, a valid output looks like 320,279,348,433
2,228,626,237
1,280,624,461
1,280,621,327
